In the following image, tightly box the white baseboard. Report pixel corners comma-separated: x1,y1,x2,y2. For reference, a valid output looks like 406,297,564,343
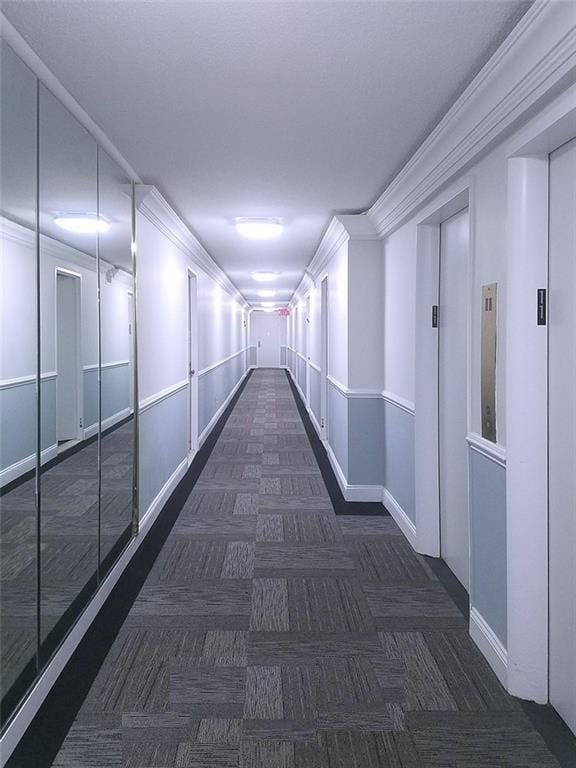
198,369,249,446
382,488,417,547
83,407,132,439
469,607,508,688
0,444,58,488
0,454,188,764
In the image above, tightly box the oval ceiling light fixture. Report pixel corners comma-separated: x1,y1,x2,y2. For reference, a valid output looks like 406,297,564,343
236,218,283,240
261,301,275,308
54,213,110,234
258,289,276,298
251,271,278,283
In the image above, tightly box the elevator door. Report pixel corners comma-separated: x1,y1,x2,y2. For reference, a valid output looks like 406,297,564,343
548,136,576,735
438,208,470,589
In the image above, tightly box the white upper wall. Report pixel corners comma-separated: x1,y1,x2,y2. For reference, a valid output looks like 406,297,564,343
383,225,417,404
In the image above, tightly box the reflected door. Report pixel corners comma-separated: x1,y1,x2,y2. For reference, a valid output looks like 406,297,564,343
438,208,470,590
56,271,81,445
548,136,576,735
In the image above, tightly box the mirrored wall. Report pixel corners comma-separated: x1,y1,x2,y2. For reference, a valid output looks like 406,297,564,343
0,40,138,729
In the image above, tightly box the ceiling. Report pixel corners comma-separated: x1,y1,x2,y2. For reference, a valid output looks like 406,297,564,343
3,0,531,305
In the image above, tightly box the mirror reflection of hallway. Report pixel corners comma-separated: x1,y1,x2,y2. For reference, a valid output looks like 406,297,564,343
56,271,81,449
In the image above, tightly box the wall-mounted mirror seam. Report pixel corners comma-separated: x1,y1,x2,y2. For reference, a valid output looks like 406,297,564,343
0,40,138,730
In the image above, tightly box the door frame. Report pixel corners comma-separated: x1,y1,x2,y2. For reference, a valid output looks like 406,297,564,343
505,88,576,704
187,268,198,460
54,266,83,444
320,274,329,440
414,182,473,563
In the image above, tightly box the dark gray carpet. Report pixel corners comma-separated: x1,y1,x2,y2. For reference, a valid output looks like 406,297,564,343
49,370,560,767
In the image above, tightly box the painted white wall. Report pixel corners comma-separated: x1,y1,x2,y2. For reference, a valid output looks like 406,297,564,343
383,225,416,404
348,239,383,391
326,241,348,387
137,209,248,401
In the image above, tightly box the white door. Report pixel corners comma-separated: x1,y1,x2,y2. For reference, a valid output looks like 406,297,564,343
548,136,576,735
438,208,470,589
320,277,328,439
187,271,198,456
252,312,281,367
56,271,81,442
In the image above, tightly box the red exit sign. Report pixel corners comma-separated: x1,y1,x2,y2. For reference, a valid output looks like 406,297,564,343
278,307,290,316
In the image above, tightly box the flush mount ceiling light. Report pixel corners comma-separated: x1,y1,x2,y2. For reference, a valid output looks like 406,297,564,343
251,271,278,283
258,289,276,298
236,219,283,240
261,301,275,308
54,213,110,234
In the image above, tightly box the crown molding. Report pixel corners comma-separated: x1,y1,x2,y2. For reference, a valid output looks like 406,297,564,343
367,0,576,236
135,186,248,310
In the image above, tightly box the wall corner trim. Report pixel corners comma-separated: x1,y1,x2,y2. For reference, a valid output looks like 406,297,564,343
470,606,508,687
382,488,417,548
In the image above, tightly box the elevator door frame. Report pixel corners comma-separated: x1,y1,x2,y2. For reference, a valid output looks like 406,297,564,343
505,92,576,705
414,182,473,565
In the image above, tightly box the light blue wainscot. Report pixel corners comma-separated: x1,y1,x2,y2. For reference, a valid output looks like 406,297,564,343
198,351,247,436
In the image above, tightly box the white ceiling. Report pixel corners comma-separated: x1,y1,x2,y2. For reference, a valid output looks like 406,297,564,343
3,0,531,305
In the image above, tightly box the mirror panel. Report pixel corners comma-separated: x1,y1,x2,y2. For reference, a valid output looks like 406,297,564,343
38,84,100,660
97,150,135,573
0,44,138,729
0,41,39,726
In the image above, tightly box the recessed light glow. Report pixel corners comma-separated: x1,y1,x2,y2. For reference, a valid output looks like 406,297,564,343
251,271,278,283
261,301,275,308
258,289,276,298
236,219,283,240
54,214,110,234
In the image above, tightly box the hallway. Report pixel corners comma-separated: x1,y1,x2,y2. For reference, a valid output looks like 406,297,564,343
46,369,558,768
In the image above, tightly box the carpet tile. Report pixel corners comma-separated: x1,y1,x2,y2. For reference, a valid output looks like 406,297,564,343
49,369,561,766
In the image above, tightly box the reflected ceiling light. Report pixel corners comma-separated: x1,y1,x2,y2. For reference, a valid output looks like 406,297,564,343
261,301,275,308
258,289,276,298
236,218,283,239
251,271,278,283
54,213,110,234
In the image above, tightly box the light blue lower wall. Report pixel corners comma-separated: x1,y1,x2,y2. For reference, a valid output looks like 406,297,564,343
469,449,507,646
309,366,321,425
348,397,384,486
248,346,257,366
198,352,247,435
280,346,287,366
83,368,99,429
101,363,130,422
327,381,348,477
0,377,57,474
383,401,415,522
139,386,188,514
297,355,307,394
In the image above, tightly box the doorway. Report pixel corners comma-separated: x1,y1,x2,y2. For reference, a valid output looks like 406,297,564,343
56,270,81,450
187,270,198,459
548,135,576,735
252,311,281,367
438,208,470,590
320,277,328,439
